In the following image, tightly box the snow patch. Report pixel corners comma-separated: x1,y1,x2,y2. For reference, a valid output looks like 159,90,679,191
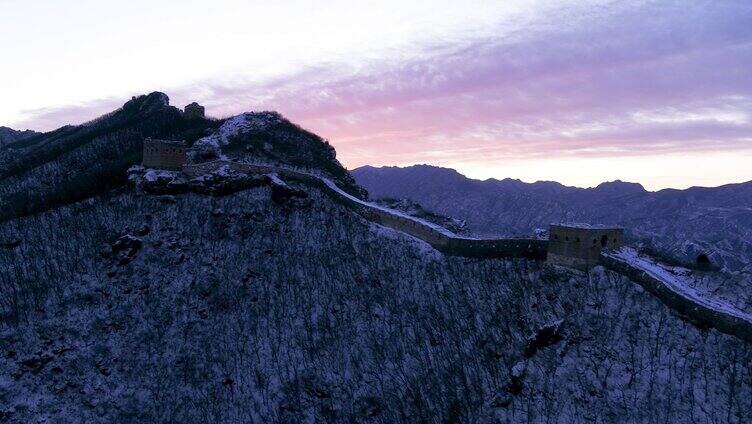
320,177,460,238
143,170,177,183
193,112,281,150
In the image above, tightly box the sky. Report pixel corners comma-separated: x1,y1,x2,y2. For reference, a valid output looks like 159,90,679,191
1,0,751,190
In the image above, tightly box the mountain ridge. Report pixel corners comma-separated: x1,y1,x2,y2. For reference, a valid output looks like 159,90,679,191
354,163,751,193
0,91,364,222
0,126,38,146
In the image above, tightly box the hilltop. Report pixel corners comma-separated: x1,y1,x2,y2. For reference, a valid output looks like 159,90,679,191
0,92,362,223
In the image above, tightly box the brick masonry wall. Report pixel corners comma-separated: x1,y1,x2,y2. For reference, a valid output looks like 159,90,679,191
549,226,624,268
143,140,187,170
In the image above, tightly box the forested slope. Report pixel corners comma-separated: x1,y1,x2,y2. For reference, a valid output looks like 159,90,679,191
0,181,750,423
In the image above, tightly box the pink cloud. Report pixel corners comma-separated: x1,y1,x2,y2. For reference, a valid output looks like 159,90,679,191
13,1,752,175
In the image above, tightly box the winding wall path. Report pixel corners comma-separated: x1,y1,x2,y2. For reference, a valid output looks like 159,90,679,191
183,160,548,260
182,160,752,344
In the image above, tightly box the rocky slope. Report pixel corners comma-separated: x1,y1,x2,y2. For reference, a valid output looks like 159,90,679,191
189,112,365,199
353,165,752,274
0,99,750,422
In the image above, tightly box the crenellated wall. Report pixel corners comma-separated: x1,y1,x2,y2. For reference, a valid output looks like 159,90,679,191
183,160,752,344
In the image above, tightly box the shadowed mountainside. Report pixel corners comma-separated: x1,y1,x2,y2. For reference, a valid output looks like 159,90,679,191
0,92,220,222
2,178,750,423
0,127,38,146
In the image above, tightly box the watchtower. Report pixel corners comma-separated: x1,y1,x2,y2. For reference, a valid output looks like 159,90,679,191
184,102,205,119
547,223,624,270
142,138,187,170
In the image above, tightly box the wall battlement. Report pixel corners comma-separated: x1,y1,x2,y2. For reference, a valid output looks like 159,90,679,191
600,250,752,343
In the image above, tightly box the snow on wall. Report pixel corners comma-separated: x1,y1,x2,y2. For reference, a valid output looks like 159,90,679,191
601,247,752,342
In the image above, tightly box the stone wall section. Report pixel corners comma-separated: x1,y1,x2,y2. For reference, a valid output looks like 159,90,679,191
600,252,752,343
183,160,548,260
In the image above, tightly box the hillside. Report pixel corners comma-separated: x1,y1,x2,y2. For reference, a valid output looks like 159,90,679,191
0,92,219,222
1,177,751,422
189,112,365,199
353,165,752,274
0,98,750,422
0,127,37,146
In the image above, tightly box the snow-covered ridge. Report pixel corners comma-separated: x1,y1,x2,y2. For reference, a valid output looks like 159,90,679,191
192,112,282,151
184,160,462,238
319,177,461,238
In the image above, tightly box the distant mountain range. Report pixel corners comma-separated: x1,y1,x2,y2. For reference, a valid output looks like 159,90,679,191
0,126,37,145
352,165,752,273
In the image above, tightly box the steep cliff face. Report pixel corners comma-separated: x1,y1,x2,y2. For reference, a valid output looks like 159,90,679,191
353,165,752,274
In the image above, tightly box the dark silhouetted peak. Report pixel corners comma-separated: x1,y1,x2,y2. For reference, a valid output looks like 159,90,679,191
353,164,468,186
0,91,223,221
0,126,38,145
122,91,171,114
593,180,646,195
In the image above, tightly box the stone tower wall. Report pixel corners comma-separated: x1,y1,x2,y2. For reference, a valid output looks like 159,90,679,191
143,138,187,170
548,225,624,269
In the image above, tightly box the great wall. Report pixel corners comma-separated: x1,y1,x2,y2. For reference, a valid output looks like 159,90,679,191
183,160,550,260
147,156,752,344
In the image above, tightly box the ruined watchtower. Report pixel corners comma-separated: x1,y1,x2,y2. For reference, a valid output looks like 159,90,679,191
184,102,205,119
142,138,187,170
547,223,624,270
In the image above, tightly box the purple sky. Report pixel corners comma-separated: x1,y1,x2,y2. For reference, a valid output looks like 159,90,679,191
3,1,751,189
